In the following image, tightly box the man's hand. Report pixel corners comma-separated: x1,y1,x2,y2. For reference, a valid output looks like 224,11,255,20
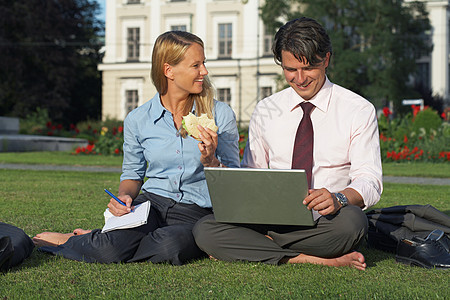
303,188,341,216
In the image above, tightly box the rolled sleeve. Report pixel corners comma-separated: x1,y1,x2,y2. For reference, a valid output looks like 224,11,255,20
347,105,383,209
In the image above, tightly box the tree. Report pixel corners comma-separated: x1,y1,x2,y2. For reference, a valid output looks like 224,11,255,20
260,0,432,112
0,0,103,125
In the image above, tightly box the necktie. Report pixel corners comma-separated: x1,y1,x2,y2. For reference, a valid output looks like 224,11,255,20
292,102,315,188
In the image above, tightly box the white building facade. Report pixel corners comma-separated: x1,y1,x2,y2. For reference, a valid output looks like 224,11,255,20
407,0,450,105
98,0,282,126
98,0,450,124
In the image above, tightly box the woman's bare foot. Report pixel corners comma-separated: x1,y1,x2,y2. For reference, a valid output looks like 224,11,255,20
73,228,92,235
286,251,367,271
32,232,74,247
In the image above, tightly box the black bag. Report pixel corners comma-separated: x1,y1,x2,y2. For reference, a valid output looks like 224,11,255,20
0,222,35,271
366,204,450,253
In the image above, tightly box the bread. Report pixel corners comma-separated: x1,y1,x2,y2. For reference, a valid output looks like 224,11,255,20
182,112,218,140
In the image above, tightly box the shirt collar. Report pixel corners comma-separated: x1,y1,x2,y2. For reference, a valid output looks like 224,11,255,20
149,93,166,124
289,76,333,113
149,93,197,124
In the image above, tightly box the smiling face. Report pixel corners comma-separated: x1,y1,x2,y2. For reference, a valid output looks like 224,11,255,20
166,43,208,96
281,50,330,100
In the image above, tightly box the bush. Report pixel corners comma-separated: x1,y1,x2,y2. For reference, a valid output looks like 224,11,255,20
412,108,442,134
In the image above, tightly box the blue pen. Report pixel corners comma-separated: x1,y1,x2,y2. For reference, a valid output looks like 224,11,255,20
104,188,126,207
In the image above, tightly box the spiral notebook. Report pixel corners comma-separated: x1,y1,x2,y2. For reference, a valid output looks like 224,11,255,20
204,168,315,226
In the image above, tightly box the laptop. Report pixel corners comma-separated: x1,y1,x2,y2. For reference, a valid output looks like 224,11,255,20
204,167,315,226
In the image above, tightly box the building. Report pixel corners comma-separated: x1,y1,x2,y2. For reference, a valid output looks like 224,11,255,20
98,0,450,124
407,0,449,105
98,0,282,126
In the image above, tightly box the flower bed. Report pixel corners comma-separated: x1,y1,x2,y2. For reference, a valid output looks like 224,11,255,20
378,106,449,162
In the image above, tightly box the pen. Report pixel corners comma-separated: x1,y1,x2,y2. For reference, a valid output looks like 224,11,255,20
104,188,126,207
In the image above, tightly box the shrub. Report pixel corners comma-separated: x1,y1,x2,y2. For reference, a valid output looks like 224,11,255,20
412,108,442,134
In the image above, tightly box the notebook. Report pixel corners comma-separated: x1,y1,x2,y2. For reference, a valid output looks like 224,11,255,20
204,168,315,226
101,201,151,233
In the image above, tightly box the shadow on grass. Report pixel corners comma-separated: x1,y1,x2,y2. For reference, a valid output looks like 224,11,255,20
6,249,59,273
360,242,395,269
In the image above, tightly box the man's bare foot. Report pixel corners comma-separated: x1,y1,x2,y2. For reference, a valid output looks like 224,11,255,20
73,228,92,235
286,251,367,271
32,232,74,247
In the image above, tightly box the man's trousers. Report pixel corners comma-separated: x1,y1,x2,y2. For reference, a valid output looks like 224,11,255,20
193,205,368,265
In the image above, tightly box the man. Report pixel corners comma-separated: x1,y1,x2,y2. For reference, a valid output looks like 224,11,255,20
193,17,382,270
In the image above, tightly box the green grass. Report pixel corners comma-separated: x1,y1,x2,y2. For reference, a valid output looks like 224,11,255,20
0,151,123,167
382,162,450,178
1,151,449,178
0,168,449,299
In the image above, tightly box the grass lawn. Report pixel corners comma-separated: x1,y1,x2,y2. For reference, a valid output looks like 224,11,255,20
0,151,449,178
0,165,449,299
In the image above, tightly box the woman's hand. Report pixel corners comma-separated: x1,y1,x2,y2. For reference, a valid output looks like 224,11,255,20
197,124,220,167
107,194,133,216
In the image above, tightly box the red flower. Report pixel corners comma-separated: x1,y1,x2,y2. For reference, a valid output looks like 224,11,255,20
46,121,52,128
382,107,392,118
411,105,421,118
403,135,408,144
118,126,123,133
114,148,120,154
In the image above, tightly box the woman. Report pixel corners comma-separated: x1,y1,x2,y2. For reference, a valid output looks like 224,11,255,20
32,31,240,265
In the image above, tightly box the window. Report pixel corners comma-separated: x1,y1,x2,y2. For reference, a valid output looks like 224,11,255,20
260,86,272,99
218,23,232,58
263,26,273,56
171,25,187,32
126,90,139,113
127,28,140,61
415,62,430,90
217,88,231,105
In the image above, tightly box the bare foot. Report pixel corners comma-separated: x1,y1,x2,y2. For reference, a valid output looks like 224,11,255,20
286,251,367,271
32,232,74,247
73,228,92,235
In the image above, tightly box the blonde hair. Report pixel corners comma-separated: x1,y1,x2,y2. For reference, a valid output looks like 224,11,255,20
151,31,215,137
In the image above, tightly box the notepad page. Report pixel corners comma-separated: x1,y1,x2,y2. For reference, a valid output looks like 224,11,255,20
101,201,151,233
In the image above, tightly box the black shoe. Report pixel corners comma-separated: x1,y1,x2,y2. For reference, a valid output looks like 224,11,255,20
396,237,450,269
0,236,14,272
420,229,449,253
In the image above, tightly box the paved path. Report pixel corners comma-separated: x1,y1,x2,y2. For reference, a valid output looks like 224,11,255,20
1,163,449,186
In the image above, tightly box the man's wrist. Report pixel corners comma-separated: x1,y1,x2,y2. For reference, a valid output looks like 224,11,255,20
333,192,349,207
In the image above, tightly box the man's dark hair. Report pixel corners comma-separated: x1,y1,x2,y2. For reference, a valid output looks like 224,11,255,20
272,17,332,66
